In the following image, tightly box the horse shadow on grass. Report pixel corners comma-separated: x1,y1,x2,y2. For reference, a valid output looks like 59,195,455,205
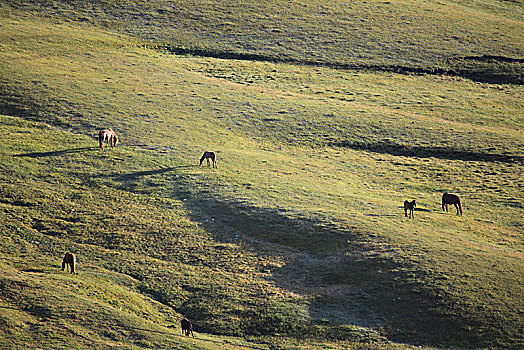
108,166,193,182
14,147,95,158
108,167,473,348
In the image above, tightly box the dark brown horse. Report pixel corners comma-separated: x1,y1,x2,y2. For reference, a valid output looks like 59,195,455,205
442,193,463,216
98,128,119,150
404,200,416,218
199,151,217,168
62,253,76,274
181,318,194,337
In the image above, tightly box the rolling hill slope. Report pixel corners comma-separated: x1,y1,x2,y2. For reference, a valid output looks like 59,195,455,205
3,0,524,84
0,1,523,349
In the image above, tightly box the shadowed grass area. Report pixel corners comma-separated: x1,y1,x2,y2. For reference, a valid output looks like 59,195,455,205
0,5,522,350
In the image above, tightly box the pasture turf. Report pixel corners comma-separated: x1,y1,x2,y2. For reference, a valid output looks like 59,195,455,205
0,3,523,349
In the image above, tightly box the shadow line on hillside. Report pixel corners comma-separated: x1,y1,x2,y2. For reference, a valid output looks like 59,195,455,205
330,141,523,164
14,147,95,158
108,167,482,347
107,166,193,181
169,187,468,346
161,45,522,84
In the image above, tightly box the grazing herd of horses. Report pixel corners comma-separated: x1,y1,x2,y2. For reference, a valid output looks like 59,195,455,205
98,128,217,168
404,193,463,219
61,252,195,336
57,128,215,337
98,127,462,220
56,128,465,337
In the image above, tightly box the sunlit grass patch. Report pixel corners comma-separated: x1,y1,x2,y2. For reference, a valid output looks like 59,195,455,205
0,8,522,349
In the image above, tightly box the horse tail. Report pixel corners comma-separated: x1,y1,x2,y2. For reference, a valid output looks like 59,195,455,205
71,254,76,273
457,198,463,216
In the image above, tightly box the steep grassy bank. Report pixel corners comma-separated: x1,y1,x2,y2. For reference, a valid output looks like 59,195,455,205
0,8,523,350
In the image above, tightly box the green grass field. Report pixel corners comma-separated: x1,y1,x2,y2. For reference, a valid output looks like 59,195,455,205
0,1,523,349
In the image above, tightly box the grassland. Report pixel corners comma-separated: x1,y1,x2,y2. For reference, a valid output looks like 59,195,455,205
4,0,524,83
0,1,523,349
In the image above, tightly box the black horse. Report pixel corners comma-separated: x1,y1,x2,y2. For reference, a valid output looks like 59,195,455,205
442,193,463,216
62,252,76,274
181,318,194,337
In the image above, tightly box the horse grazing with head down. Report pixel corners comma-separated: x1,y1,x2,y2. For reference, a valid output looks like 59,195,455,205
442,193,463,216
199,151,217,168
62,253,76,274
181,318,194,337
404,200,416,218
98,128,119,150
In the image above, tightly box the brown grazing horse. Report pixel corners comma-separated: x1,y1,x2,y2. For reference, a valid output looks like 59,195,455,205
442,193,463,216
199,151,217,168
404,200,416,218
98,128,119,150
181,318,194,337
62,253,76,274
